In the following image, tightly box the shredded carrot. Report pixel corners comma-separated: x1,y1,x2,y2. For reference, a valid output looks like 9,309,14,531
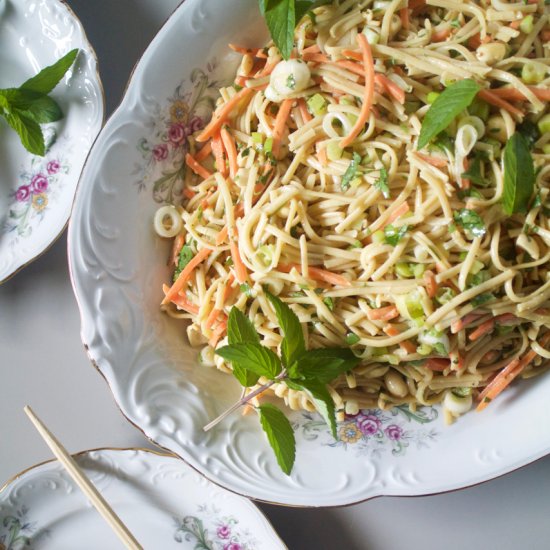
424,358,450,371
183,188,196,199
382,325,417,353
206,307,222,329
509,20,521,30
384,202,410,227
409,0,426,9
366,305,399,321
220,127,238,179
197,87,253,142
230,240,248,284
302,52,330,63
415,153,448,168
461,157,471,190
216,225,229,246
208,319,227,348
340,34,374,149
399,7,410,30
228,44,261,56
480,350,500,364
194,141,212,162
222,273,236,303
374,74,406,104
469,313,517,341
302,44,321,55
185,153,212,180
431,26,451,42
341,49,362,61
201,198,210,210
162,284,199,314
162,247,212,305
424,270,437,298
451,313,485,334
336,59,365,78
468,33,482,50
478,89,524,118
298,98,313,123
317,145,328,166
489,86,550,102
211,133,227,177
278,263,351,287
272,99,293,159
170,234,184,267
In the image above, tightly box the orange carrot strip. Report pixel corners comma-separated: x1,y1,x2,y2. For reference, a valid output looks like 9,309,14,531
197,87,253,142
384,202,410,226
162,248,212,305
208,319,227,348
341,49,362,61
298,98,313,123
230,240,248,284
302,52,331,63
478,89,524,118
194,141,212,162
461,157,471,190
424,358,450,371
468,33,482,50
272,99,293,159
220,127,238,179
317,145,328,166
469,318,496,341
340,34,374,149
416,153,448,168
183,188,196,199
216,225,229,246
431,26,451,42
162,284,199,314
211,133,227,177
206,308,222,329
509,20,521,30
382,325,417,353
222,273,236,303
336,59,366,78
489,86,550,102
375,74,406,104
399,7,410,29
302,44,321,55
185,153,213,180
424,270,437,298
171,234,184,266
366,305,399,321
278,263,351,287
451,313,485,334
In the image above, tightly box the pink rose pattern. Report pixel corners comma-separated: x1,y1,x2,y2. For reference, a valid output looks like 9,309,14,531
8,155,69,237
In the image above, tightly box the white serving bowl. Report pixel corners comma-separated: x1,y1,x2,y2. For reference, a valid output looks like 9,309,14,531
68,0,550,506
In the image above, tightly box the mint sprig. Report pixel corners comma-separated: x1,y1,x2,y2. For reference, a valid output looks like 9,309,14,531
258,0,331,59
0,49,79,155
206,291,360,474
502,133,535,215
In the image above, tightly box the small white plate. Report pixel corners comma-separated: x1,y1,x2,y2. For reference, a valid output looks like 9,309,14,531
0,448,285,549
0,0,103,283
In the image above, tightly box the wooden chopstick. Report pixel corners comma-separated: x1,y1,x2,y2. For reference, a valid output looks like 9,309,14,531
23,406,143,550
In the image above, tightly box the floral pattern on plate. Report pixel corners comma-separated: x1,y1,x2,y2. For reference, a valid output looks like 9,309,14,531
296,406,439,458
134,60,221,204
0,506,48,550
5,134,71,238
174,503,259,549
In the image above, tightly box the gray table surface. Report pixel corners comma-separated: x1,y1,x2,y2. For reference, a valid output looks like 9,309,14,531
2,1,550,548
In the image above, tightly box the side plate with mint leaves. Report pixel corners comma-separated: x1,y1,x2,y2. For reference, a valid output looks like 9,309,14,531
0,0,103,284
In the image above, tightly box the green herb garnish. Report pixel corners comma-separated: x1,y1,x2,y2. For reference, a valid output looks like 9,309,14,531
173,244,194,281
210,292,359,474
471,293,495,307
341,152,361,191
0,49,79,155
502,133,535,215
418,79,481,149
373,167,390,198
461,155,487,186
384,224,408,246
453,209,486,238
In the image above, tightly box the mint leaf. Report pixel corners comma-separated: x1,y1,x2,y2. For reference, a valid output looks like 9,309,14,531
461,155,486,186
291,379,337,439
262,0,295,60
341,152,361,191
21,49,79,94
503,133,535,215
374,167,390,198
289,348,360,383
15,95,63,124
265,291,305,368
216,342,282,379
227,307,260,345
453,208,486,238
4,112,45,156
173,244,194,281
418,79,481,149
258,403,296,475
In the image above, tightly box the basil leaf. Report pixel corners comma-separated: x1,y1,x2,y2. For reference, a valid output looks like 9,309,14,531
289,348,360,383
173,244,194,281
258,403,296,475
453,208,486,238
4,112,45,156
384,224,408,246
265,291,305,368
291,379,337,439
502,133,535,215
21,49,79,94
374,167,390,198
341,152,361,191
216,342,282,379
227,307,260,346
262,0,295,60
418,79,481,149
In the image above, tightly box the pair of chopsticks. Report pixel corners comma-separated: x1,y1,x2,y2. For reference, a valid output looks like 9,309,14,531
23,406,143,550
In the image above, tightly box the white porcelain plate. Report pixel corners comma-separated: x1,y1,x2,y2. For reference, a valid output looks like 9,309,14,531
0,448,284,549
0,0,103,283
68,0,550,506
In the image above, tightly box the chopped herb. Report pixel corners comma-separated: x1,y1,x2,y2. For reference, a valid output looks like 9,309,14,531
225,256,234,266
286,73,296,89
471,293,495,307
348,240,363,249
240,283,253,297
173,244,194,281
323,297,335,311
341,152,361,191
241,147,250,157
373,167,390,198
345,332,360,345
461,155,487,186
450,19,461,28
384,224,408,246
453,208,486,238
